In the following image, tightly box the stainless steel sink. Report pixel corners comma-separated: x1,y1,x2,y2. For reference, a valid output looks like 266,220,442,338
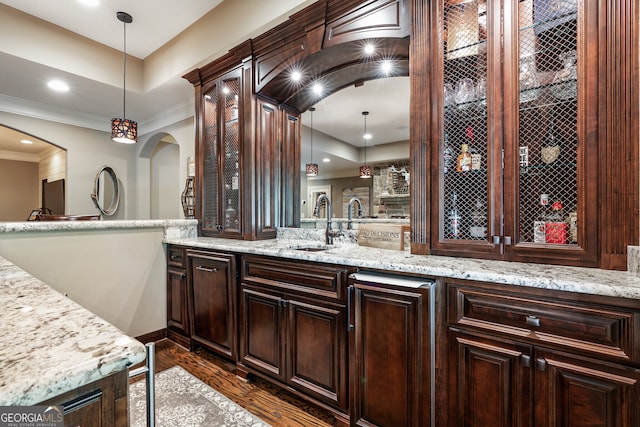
287,244,333,252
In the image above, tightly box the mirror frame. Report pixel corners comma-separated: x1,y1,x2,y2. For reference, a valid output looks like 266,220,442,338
90,166,119,216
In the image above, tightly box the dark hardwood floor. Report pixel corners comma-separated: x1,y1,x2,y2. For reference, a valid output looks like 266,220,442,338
136,339,336,427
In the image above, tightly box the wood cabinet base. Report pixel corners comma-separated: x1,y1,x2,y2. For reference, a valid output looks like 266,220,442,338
41,369,129,427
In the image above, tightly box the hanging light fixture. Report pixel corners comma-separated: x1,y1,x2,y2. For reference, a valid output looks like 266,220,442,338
305,107,318,176
111,11,137,144
360,111,372,178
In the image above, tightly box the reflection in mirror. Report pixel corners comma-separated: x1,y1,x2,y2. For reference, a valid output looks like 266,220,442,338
0,125,67,221
300,76,410,225
91,166,120,216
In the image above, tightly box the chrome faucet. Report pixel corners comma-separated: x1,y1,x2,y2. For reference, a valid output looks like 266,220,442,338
314,193,334,245
347,197,363,230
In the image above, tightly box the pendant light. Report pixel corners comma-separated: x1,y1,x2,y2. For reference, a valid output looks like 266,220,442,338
360,111,372,178
111,11,137,144
305,107,318,176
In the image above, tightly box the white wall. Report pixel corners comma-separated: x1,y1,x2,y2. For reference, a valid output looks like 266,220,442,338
0,228,166,337
151,142,180,219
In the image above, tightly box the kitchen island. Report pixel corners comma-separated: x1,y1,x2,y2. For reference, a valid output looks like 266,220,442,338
0,255,146,414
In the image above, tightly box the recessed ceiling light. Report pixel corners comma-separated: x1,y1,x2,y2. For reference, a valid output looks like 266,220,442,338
47,80,69,92
364,43,375,55
381,61,393,74
322,158,331,163
364,133,372,140
20,139,34,145
312,83,323,95
291,71,302,82
78,0,99,6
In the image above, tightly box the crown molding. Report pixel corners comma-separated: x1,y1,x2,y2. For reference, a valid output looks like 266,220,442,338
0,93,194,137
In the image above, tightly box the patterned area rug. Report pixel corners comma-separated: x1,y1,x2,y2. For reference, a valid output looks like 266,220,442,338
129,366,271,427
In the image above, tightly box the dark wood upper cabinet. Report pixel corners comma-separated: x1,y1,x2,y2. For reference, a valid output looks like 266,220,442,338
418,0,638,269
184,0,638,268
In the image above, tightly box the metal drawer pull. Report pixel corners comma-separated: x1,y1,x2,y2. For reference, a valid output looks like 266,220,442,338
525,315,541,327
347,285,354,331
196,265,218,273
170,255,181,260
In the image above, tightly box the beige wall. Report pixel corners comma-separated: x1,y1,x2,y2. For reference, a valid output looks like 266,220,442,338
0,229,167,337
0,158,38,221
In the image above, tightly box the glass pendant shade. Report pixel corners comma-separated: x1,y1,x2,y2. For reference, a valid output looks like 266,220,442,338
111,118,138,144
306,163,319,176
111,11,137,144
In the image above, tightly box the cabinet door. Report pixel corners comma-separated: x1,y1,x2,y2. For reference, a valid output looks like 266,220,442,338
254,97,279,240
188,251,237,360
432,0,601,266
286,296,348,411
199,68,242,237
351,283,432,427
448,330,532,427
534,349,640,427
239,285,286,381
433,0,500,257
200,79,220,235
503,0,599,265
167,267,189,337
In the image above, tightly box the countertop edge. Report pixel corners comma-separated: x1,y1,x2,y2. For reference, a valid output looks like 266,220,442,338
164,237,640,301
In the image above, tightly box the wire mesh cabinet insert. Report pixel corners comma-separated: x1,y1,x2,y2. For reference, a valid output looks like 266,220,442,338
433,0,599,266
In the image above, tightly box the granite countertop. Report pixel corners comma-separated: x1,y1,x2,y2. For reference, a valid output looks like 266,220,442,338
0,219,197,235
164,235,640,301
0,256,146,405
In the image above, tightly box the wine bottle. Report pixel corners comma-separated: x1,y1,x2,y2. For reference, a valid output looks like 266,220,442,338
448,192,461,238
456,144,472,172
466,126,481,170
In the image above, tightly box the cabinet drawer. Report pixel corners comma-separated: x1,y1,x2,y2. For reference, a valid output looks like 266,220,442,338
167,245,186,268
240,255,353,300
448,283,638,362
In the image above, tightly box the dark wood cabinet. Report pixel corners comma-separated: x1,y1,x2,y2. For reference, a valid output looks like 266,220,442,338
41,369,129,427
187,249,237,361
447,279,640,427
238,255,353,422
166,245,190,348
349,272,436,427
534,349,640,427
413,0,638,269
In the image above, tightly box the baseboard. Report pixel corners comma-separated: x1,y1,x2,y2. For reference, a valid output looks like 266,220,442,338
135,328,167,344
167,329,192,349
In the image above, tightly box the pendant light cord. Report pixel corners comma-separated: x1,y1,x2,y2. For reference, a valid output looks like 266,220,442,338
122,20,127,118
310,108,314,163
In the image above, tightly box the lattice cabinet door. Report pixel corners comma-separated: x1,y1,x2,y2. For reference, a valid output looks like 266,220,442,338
198,67,243,238
434,0,501,257
433,0,600,266
503,0,599,265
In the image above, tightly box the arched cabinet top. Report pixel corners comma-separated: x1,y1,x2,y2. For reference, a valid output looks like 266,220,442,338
183,0,410,111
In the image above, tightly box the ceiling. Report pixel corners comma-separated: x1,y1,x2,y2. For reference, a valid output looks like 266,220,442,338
0,0,410,173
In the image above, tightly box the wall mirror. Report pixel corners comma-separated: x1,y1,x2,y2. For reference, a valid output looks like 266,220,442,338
91,166,119,216
299,75,410,223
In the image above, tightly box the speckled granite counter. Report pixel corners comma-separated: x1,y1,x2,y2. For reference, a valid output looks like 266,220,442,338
164,235,640,301
0,219,197,238
0,256,146,405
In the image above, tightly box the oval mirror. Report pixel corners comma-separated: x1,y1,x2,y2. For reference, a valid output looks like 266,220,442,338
90,166,119,216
